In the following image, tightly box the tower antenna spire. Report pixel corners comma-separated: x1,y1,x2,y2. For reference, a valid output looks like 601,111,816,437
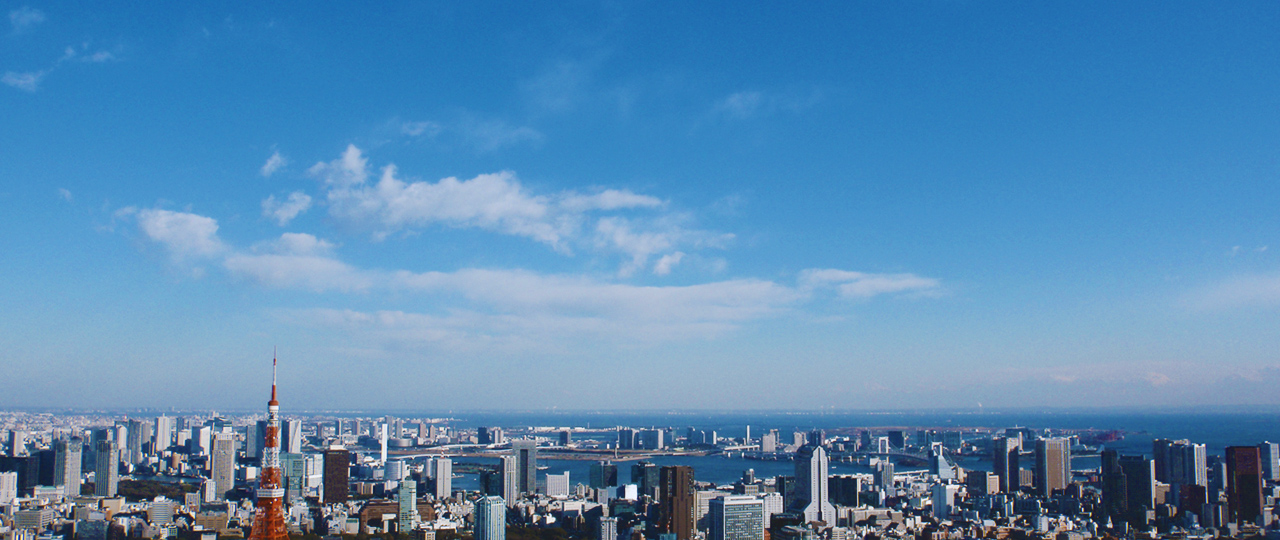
270,347,278,405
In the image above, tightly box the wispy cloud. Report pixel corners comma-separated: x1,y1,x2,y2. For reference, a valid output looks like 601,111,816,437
2,70,47,92
800,268,943,299
394,115,541,153
261,191,312,226
712,88,823,120
9,6,45,34
57,188,72,202
121,206,942,344
312,145,715,273
260,151,287,177
3,43,119,93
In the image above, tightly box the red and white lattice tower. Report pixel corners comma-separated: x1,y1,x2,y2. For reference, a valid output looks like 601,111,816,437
248,352,290,540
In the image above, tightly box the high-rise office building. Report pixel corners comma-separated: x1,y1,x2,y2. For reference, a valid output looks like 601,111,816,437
659,466,695,540
0,471,16,504
154,416,174,453
590,461,618,489
545,471,570,498
1169,441,1207,487
125,420,144,465
94,440,118,497
598,517,618,540
931,484,959,519
1118,455,1155,529
790,444,836,525
1034,438,1070,497
1100,450,1127,524
617,428,636,450
632,461,660,499
432,457,452,500
993,437,1020,493
709,496,764,540
247,421,266,461
498,455,518,505
7,430,27,457
761,431,778,453
559,430,572,446
475,495,506,540
887,431,906,450
1226,446,1264,526
211,433,236,500
398,478,418,530
1258,442,1279,482
512,439,537,496
828,475,861,507
281,453,305,501
639,429,665,450
53,437,82,495
282,420,302,454
323,446,350,504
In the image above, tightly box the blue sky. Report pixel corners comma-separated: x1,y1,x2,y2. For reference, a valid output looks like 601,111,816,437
2,2,1279,410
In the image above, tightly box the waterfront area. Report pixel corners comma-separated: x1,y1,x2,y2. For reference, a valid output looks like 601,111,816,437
4,402,1280,540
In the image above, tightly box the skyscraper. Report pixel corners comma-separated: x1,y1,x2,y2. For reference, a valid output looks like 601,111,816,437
598,517,618,540
993,437,1020,493
1226,446,1264,526
659,466,695,540
1034,438,1070,497
632,461,660,498
7,430,27,457
1118,455,1155,529
154,416,174,453
498,455,518,505
1258,442,1279,482
282,420,302,454
126,419,145,465
512,439,537,496
475,495,506,540
790,444,836,525
432,457,453,500
94,440,118,497
53,437,82,495
248,354,289,540
211,433,236,500
590,461,618,489
323,446,350,504
709,496,765,540
398,478,419,530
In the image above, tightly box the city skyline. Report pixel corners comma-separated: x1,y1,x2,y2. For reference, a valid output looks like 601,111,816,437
3,2,1280,410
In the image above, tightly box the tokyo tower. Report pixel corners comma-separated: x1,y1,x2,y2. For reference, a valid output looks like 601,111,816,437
248,352,290,540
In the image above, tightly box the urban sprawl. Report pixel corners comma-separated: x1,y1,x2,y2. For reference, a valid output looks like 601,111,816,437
1,371,1278,540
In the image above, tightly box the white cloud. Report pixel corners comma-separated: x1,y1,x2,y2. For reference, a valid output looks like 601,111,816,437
308,144,368,188
261,191,312,226
9,6,44,33
311,145,723,271
3,70,46,92
266,232,334,256
57,188,72,202
653,252,685,276
327,165,566,246
560,189,663,212
224,250,370,293
130,208,227,260
800,268,942,298
260,151,287,177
